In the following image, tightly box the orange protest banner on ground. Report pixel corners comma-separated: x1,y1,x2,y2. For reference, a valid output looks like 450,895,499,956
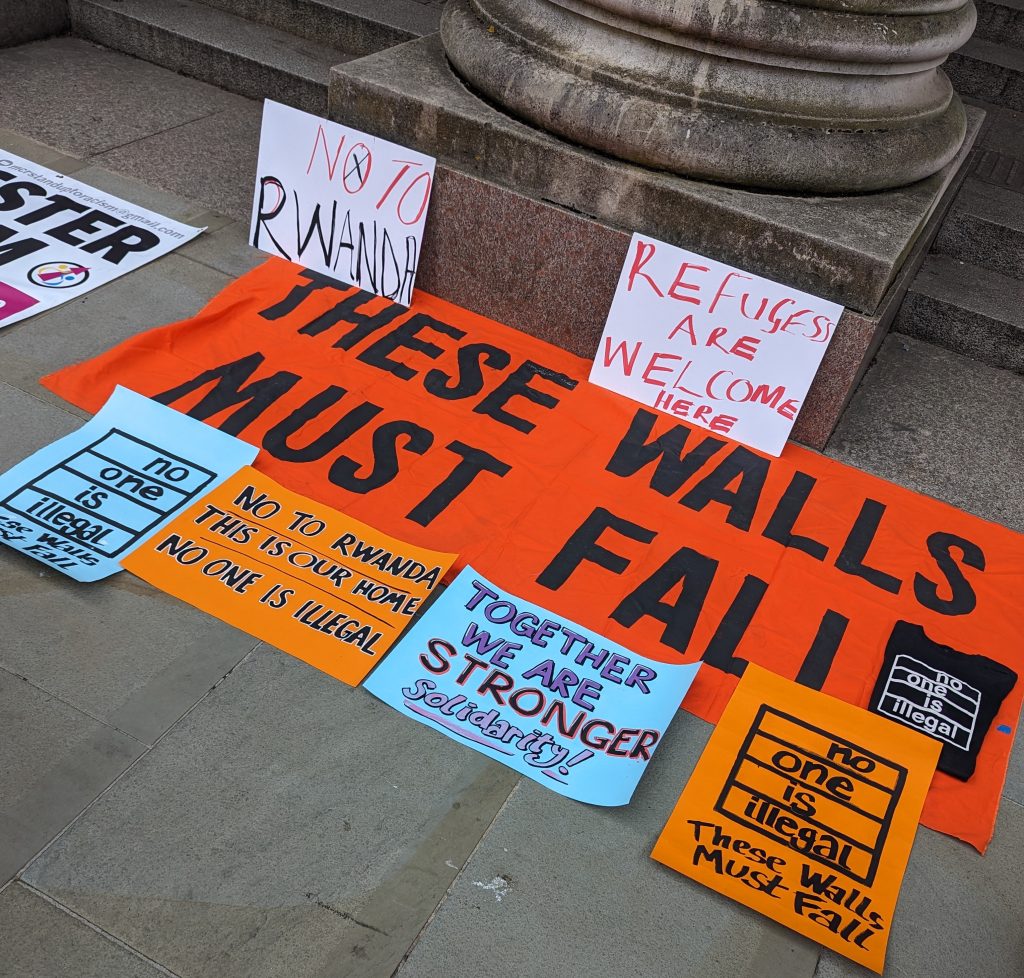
123,467,455,685
652,665,940,973
43,258,1024,849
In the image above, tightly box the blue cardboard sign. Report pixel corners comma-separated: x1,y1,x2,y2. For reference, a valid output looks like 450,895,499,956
0,386,257,580
365,568,700,805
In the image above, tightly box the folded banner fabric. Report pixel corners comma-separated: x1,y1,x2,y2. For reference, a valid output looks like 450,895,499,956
42,258,1024,849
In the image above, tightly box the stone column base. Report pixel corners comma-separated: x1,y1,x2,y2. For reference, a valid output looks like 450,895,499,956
442,0,973,192
328,35,982,449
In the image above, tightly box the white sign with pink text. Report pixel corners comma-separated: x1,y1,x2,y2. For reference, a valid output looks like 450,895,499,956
590,233,844,457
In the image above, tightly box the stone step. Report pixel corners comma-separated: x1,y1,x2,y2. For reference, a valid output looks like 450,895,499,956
933,176,1024,279
894,254,1024,373
975,0,1024,49
945,37,1024,111
199,0,441,58
68,0,352,115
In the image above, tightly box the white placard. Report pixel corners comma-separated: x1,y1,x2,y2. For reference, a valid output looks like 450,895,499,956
0,151,202,328
250,100,436,306
590,233,845,456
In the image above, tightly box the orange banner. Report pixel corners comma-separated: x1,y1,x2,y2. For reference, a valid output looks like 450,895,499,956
43,258,1024,849
123,467,454,685
652,665,940,973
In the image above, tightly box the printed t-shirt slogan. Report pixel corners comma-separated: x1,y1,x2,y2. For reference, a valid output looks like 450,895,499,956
43,258,1024,850
652,665,939,974
124,467,454,685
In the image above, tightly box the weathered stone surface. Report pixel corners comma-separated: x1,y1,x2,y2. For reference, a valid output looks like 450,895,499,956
23,646,519,978
416,166,629,358
827,333,1024,534
395,712,821,978
442,0,974,192
814,800,1024,977
933,177,1024,280
0,667,144,885
69,0,350,115
330,34,982,315
201,0,440,56
895,254,1024,372
947,36,1024,112
92,98,263,223
0,36,240,157
0,0,68,48
0,883,165,978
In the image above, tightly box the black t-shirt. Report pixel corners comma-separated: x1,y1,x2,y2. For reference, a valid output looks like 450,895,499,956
868,620,1018,780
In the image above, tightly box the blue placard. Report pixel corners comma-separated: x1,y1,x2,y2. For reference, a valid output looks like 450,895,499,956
364,567,701,805
0,386,257,580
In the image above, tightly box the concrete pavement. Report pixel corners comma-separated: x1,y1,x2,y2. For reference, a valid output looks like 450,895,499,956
0,38,1022,978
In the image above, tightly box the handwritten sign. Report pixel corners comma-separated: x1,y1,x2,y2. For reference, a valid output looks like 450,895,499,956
0,150,202,327
249,100,435,305
124,467,454,685
365,568,700,805
652,665,939,973
590,233,844,456
0,387,256,580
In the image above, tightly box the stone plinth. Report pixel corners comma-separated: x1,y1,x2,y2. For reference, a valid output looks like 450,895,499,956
328,36,981,449
330,34,980,315
441,0,976,192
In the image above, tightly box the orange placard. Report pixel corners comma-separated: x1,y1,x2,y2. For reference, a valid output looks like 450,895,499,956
123,467,455,685
652,665,940,973
43,258,1024,849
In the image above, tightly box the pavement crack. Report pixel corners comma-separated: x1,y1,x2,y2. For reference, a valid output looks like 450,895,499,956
304,893,389,936
88,108,229,160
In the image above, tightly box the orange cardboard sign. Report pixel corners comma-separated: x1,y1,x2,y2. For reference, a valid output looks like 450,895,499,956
652,665,940,973
43,258,1024,849
123,467,455,685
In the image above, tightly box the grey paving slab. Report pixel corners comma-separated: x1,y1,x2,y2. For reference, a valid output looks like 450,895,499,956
0,127,88,175
827,334,1024,534
23,646,520,978
0,0,68,49
0,882,164,978
179,219,267,279
0,37,239,157
973,99,1024,160
814,800,1024,978
93,99,263,224
0,383,258,744
0,668,144,885
396,712,821,978
1006,730,1024,810
0,252,229,406
72,0,345,115
0,379,79,456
